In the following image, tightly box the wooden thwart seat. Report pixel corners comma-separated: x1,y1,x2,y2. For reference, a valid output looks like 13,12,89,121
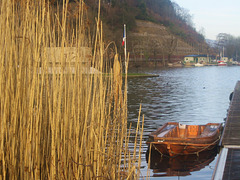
186,125,200,138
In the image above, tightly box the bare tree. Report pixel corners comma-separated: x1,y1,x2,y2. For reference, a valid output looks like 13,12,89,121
161,35,178,66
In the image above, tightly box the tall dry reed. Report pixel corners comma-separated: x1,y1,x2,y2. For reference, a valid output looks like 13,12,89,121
0,0,144,179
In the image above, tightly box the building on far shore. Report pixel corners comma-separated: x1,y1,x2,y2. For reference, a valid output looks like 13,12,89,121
183,54,213,64
221,57,228,62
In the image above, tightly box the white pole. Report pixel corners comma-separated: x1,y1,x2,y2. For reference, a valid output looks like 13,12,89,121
124,24,127,73
223,46,224,59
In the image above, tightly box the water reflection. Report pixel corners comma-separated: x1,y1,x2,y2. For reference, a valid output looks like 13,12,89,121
146,148,218,177
127,66,240,178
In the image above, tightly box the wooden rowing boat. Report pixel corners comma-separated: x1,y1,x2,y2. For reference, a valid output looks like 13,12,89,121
146,122,223,156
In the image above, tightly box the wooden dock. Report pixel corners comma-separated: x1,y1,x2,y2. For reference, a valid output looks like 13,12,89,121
212,81,240,180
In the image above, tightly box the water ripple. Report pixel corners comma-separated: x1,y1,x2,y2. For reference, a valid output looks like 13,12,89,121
127,66,240,178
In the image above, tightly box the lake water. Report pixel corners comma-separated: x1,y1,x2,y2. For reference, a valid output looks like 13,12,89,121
127,66,240,179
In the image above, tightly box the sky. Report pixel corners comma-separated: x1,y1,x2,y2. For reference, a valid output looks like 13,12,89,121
173,0,240,40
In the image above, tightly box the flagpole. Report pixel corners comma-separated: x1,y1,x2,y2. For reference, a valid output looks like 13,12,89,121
124,24,127,74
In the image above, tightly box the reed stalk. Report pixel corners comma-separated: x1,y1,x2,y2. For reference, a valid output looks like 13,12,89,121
0,0,143,179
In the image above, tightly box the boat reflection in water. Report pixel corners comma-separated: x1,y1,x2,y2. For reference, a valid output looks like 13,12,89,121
146,147,218,177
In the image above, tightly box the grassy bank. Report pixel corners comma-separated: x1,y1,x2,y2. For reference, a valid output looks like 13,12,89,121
124,73,159,78
103,73,159,78
0,0,143,179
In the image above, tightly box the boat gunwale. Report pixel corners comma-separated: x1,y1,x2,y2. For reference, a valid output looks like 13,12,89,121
147,122,222,143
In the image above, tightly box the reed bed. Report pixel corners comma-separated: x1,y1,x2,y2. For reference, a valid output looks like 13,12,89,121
0,0,144,179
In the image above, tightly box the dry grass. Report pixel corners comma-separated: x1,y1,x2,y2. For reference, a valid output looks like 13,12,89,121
0,0,143,179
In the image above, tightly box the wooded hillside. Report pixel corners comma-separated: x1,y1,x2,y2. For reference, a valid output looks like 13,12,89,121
47,0,212,66
85,0,205,45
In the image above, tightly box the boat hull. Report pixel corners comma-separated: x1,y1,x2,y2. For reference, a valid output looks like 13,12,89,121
218,63,227,66
218,62,227,66
150,141,219,156
147,122,222,156
195,63,204,67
